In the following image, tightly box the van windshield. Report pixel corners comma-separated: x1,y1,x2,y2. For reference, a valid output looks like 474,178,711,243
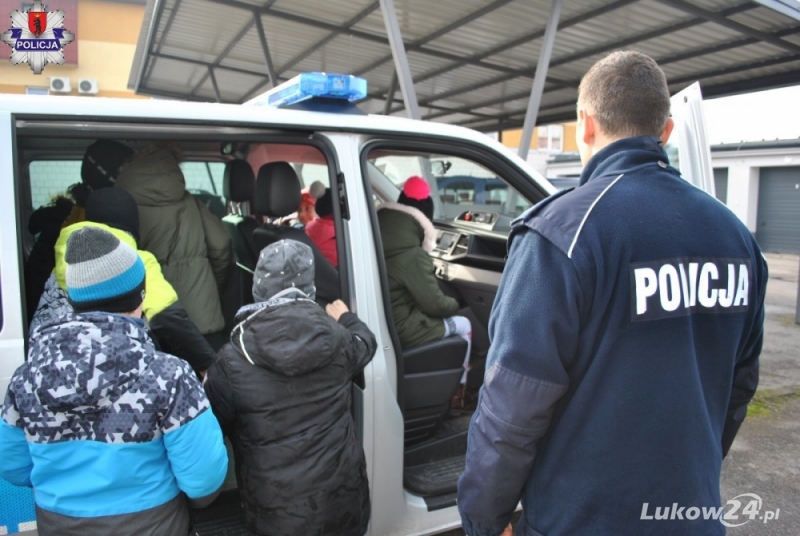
369,152,532,221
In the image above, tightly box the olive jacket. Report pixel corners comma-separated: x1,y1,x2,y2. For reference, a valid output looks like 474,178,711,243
377,203,459,349
117,148,232,335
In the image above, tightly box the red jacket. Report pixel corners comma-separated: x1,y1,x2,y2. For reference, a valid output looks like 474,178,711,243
305,215,337,267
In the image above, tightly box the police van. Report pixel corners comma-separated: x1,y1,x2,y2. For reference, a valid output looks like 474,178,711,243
0,73,714,535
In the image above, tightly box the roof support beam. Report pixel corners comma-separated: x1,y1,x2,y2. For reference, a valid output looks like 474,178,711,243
208,66,222,103
204,0,603,80
511,68,800,130
657,26,798,66
152,51,272,78
755,0,800,22
143,0,185,86
518,0,563,160
188,0,279,98
379,0,420,119
189,19,256,97
660,0,800,54
397,2,757,117
457,53,800,129
384,72,398,115
240,3,379,102
276,1,380,74
391,0,636,94
253,11,278,88
355,0,516,77
548,3,756,69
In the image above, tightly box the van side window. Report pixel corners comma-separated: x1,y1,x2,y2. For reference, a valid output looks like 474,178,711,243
180,162,225,197
29,160,82,209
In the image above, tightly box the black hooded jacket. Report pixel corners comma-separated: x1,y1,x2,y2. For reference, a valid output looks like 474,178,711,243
205,293,377,536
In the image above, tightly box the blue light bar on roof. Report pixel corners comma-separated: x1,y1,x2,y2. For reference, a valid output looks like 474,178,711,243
246,72,368,108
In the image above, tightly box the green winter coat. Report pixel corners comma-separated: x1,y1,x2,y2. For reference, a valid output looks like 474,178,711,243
378,203,459,349
117,147,232,335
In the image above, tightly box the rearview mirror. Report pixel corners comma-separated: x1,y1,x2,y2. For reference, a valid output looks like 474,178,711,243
431,160,452,176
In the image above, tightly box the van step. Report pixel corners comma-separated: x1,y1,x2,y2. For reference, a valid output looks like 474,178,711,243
404,455,465,497
404,412,471,467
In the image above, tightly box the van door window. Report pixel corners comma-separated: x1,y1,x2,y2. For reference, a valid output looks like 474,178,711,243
370,152,533,225
28,160,82,209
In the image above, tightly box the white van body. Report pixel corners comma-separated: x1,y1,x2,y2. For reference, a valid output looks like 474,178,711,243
0,84,711,535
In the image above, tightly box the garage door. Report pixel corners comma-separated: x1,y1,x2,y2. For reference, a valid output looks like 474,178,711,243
756,167,800,253
713,168,728,204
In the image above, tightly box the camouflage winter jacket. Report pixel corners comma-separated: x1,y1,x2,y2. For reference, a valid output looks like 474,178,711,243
0,312,228,536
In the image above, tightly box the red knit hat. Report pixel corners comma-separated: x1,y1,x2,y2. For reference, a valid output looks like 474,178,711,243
300,191,316,207
403,176,431,201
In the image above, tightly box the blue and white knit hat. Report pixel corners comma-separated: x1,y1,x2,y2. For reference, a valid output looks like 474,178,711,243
65,226,146,313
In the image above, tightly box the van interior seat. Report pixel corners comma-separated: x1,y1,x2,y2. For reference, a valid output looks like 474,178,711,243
191,190,227,219
222,159,259,270
251,161,340,305
402,336,468,445
220,159,259,330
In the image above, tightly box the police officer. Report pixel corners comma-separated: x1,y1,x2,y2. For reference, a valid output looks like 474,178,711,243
457,50,767,536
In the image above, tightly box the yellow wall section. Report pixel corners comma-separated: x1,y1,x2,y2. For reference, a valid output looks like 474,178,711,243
78,0,145,44
0,0,146,98
501,123,578,153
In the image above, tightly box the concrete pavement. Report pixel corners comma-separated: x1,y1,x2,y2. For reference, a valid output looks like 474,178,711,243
721,253,800,535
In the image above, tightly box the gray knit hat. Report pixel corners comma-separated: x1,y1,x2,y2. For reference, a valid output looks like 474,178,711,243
65,226,146,313
253,239,315,302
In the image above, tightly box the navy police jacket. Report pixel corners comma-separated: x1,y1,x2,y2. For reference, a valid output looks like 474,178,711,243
457,137,767,536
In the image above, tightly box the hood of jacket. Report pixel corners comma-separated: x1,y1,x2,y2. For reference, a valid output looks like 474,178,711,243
233,296,343,377
377,202,436,256
116,147,186,206
54,221,138,291
26,311,154,414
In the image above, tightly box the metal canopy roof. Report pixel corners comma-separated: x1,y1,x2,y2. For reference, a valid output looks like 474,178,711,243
129,0,800,132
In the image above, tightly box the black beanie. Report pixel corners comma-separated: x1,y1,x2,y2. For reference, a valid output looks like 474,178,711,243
81,140,134,190
85,188,140,242
398,191,434,221
316,188,334,217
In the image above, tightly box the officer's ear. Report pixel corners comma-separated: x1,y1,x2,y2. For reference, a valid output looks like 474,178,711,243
577,107,596,145
660,117,675,145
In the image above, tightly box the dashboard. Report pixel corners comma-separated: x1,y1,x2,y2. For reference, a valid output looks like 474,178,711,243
430,211,509,269
429,211,508,327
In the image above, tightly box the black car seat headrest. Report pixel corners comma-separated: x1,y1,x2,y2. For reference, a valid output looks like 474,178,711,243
223,160,255,203
255,162,302,218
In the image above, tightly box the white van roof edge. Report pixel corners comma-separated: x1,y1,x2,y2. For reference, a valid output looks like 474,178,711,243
1,94,551,190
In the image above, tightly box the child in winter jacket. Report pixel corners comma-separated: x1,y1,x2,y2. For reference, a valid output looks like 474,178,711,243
116,143,233,350
30,188,217,375
205,239,377,536
0,227,227,536
377,176,473,393
304,187,338,267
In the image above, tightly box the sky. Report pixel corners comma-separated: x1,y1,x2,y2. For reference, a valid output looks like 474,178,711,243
702,84,800,145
